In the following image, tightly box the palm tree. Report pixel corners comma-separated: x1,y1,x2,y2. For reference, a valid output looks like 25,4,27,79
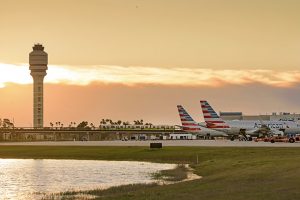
90,123,95,130
100,119,106,125
55,122,60,129
122,121,129,129
149,123,153,128
99,120,104,129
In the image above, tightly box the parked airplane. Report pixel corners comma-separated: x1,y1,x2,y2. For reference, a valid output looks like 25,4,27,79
200,100,287,139
177,105,228,137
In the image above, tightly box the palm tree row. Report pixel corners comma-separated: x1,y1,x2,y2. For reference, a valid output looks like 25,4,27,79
100,119,123,125
49,119,153,129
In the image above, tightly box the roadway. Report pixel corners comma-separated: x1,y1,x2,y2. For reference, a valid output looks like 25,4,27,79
1,140,300,147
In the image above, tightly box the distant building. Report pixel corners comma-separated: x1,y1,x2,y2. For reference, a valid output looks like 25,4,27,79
169,133,196,140
269,113,300,122
220,111,300,122
242,115,270,121
219,112,243,120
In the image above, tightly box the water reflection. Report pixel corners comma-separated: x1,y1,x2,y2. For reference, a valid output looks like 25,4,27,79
0,159,175,200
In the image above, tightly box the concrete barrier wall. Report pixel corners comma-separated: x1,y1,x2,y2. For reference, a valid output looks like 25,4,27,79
0,129,179,141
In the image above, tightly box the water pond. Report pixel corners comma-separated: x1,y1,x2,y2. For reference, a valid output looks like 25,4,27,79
0,159,176,200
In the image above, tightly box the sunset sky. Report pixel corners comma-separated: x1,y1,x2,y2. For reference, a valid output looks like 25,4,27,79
1,0,300,127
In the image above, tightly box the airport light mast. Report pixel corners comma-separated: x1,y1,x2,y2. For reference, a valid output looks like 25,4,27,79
29,44,48,128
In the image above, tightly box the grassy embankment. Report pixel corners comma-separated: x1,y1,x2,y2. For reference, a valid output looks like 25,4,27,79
0,146,300,200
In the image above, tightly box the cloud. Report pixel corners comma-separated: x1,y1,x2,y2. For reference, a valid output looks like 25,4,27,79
1,63,300,88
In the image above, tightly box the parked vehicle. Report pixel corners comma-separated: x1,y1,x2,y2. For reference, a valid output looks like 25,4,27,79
269,136,293,143
254,137,269,142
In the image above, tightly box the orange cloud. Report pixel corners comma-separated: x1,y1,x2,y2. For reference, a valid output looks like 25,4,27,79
1,63,300,88
1,82,300,127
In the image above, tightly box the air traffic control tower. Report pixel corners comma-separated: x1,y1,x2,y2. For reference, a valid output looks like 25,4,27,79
29,44,48,128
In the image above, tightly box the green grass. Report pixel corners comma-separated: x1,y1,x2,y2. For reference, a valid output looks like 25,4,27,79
153,164,188,182
0,146,300,200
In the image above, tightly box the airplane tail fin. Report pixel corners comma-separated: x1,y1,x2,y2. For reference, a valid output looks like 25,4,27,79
200,100,230,128
177,105,201,132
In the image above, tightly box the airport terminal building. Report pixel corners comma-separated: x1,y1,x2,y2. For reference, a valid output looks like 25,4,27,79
220,112,300,122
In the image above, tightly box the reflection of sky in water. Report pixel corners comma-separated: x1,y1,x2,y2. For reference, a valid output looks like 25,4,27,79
0,159,175,200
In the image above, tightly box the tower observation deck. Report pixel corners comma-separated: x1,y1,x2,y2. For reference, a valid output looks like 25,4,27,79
29,44,48,128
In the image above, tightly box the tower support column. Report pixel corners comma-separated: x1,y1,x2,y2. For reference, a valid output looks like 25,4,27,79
32,76,45,127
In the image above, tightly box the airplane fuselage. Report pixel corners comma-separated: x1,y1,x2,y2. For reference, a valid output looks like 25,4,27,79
222,120,299,135
226,120,295,129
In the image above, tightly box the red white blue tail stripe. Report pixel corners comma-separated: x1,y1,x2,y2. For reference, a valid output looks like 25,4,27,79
177,105,201,132
200,100,230,129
